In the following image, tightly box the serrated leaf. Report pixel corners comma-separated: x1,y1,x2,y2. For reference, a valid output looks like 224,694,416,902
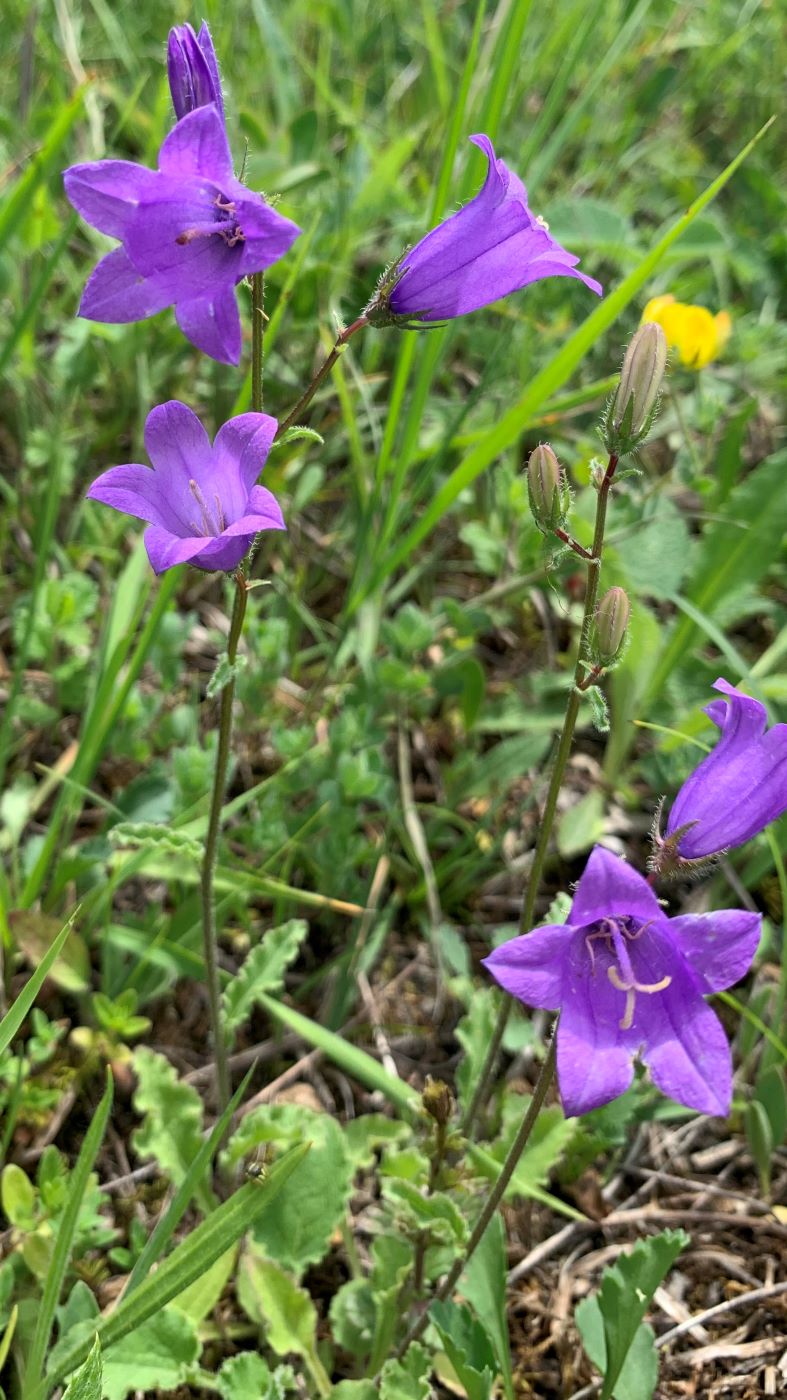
223,920,309,1037
215,1352,294,1400
207,652,248,699
343,1114,411,1170
429,1301,496,1400
62,1336,102,1400
226,1103,352,1275
379,1341,431,1400
383,1179,468,1248
131,1048,214,1212
108,823,203,859
593,1229,689,1400
273,424,325,448
100,1308,199,1400
575,1299,657,1400
237,1249,331,1394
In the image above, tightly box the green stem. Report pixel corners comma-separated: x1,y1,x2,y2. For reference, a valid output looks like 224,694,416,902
201,570,248,1114
462,456,618,1136
394,1031,557,1363
276,315,368,438
251,272,264,413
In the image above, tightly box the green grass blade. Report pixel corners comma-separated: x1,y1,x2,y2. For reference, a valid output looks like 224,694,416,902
0,915,74,1057
0,89,85,250
25,1069,113,1391
256,990,420,1117
354,116,775,605
122,1067,255,1297
40,1145,310,1398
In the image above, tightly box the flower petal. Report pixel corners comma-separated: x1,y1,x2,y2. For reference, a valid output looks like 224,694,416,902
214,413,278,509
142,401,216,521
123,183,240,299
220,485,286,537
78,248,173,323
235,198,302,277
86,463,190,534
158,105,232,183
557,992,634,1117
666,910,761,994
642,985,732,1116
143,526,215,574
569,846,662,928
175,287,242,365
63,161,162,239
482,923,576,1010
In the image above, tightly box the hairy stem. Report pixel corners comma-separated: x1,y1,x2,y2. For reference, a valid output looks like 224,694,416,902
462,456,618,1135
201,570,248,1113
396,1032,557,1361
277,315,368,438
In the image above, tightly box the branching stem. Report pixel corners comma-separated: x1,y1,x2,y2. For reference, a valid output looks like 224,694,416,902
277,315,368,438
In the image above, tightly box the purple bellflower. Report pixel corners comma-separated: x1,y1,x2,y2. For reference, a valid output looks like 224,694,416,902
367,133,602,326
483,845,760,1118
167,21,225,124
665,678,787,860
63,106,300,364
87,400,285,575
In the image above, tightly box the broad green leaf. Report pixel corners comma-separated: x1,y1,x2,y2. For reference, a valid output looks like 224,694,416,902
329,1385,377,1399
576,1299,658,1400
131,1048,214,1213
379,1342,432,1400
101,1308,199,1400
9,911,89,993
237,1249,331,1398
342,1114,411,1170
226,1103,353,1276
614,496,694,598
429,1301,496,1400
592,1229,689,1400
1,1164,36,1228
460,1212,514,1400
215,1353,295,1400
223,920,309,1036
62,1337,102,1400
557,790,606,859
329,1278,376,1357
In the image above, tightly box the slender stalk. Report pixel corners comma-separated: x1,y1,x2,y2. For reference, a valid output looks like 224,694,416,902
394,1031,557,1363
276,315,368,438
462,456,618,1136
201,570,248,1113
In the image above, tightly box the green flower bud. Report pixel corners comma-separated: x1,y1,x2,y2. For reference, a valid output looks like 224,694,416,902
526,443,568,536
604,322,668,453
422,1076,453,1125
594,586,630,664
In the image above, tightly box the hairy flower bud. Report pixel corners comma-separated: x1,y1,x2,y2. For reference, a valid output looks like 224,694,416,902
604,322,667,453
527,443,568,536
594,587,630,664
422,1076,453,1126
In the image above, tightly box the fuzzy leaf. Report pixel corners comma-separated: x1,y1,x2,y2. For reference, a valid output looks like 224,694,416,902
101,1308,199,1400
62,1337,102,1400
131,1048,213,1211
108,823,203,860
226,1103,352,1276
207,652,248,699
215,1352,295,1400
329,1278,376,1357
223,920,309,1036
575,1300,657,1400
380,1342,432,1400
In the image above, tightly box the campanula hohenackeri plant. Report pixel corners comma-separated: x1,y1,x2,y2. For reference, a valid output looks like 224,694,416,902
86,400,285,574
63,106,300,364
366,133,602,326
483,845,760,1117
665,678,787,859
167,20,225,124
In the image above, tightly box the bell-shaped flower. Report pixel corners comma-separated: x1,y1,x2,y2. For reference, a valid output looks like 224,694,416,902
86,400,285,575
367,133,601,326
484,845,760,1117
167,21,225,124
666,678,787,859
63,106,300,364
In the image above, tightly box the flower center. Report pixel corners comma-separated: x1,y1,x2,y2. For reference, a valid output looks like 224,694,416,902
187,479,225,537
176,193,245,250
585,917,671,1031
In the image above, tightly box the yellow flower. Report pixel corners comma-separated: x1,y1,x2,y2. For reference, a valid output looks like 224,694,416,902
641,294,731,370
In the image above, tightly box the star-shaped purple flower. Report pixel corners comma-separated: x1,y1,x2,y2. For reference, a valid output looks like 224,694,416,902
368,133,602,326
666,678,787,859
483,846,760,1117
167,20,225,124
87,400,285,575
63,105,300,364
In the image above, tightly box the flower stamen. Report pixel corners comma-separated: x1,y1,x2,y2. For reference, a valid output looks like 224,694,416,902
607,965,672,1030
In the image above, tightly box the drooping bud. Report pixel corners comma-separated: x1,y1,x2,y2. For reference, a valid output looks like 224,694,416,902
594,587,630,665
422,1076,453,1126
526,444,568,536
603,322,667,454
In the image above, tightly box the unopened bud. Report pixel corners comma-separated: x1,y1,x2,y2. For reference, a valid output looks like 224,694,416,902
526,444,568,536
422,1076,452,1126
605,322,667,452
594,587,630,664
